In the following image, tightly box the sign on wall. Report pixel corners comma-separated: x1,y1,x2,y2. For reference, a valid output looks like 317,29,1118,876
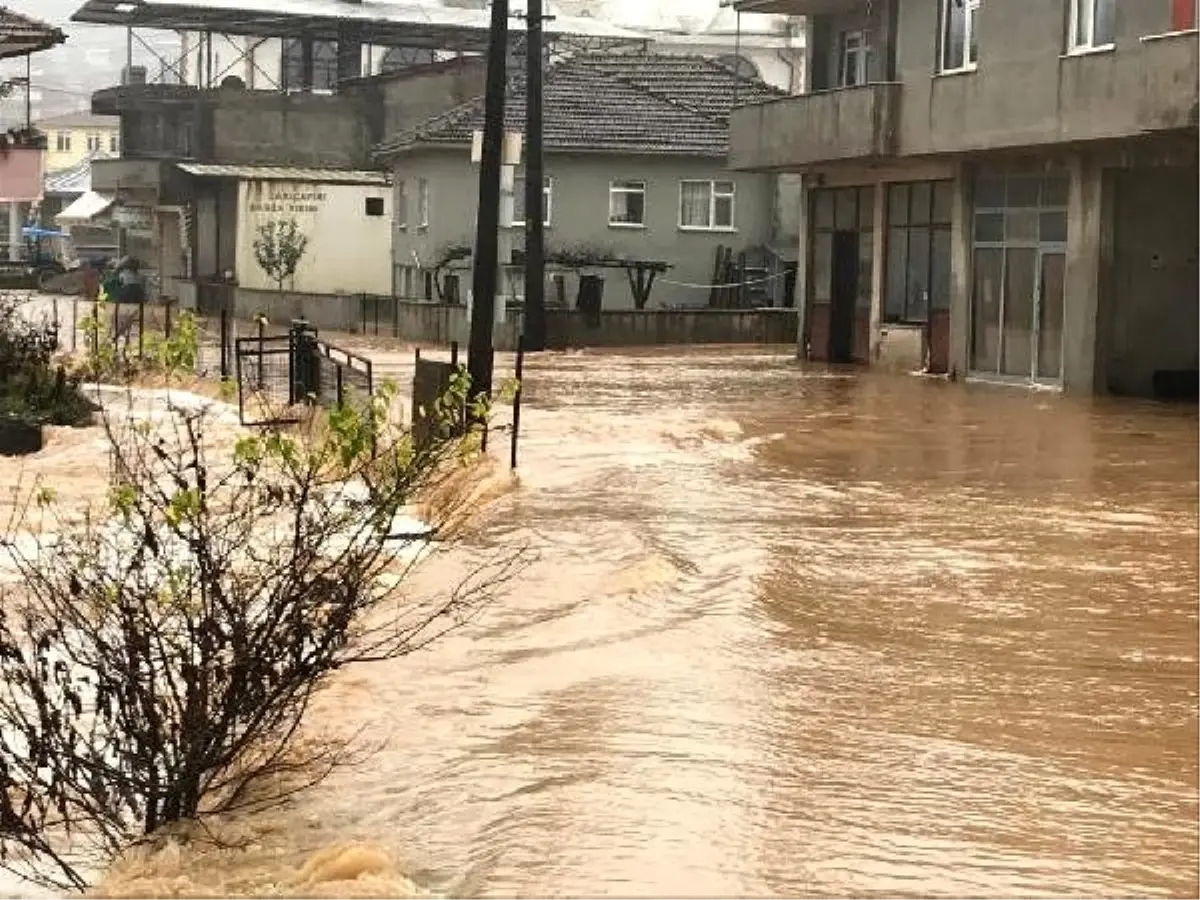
245,182,328,216
0,149,43,203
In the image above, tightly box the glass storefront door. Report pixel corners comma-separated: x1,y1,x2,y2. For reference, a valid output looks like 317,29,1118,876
969,172,1068,384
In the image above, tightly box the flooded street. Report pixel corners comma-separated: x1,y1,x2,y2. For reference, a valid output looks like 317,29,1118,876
10,313,1189,898
156,346,1194,899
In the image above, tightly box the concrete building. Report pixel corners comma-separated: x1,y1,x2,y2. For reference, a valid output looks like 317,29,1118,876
730,0,1198,398
43,151,120,261
35,110,120,172
0,7,65,261
376,51,785,311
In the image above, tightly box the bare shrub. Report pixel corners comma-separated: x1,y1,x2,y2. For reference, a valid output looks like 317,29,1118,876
0,372,524,889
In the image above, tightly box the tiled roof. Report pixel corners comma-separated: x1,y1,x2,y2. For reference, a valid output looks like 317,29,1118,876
176,163,391,185
36,110,120,130
0,6,65,60
377,50,785,159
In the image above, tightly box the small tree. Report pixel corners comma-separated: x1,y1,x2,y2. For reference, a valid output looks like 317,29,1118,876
0,375,524,890
253,218,309,295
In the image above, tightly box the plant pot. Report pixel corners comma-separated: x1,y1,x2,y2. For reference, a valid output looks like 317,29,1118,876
0,416,44,456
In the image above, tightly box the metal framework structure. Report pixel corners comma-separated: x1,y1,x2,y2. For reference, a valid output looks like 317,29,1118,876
72,0,645,53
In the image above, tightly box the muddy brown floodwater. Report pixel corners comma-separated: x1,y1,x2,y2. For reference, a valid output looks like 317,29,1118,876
101,346,1200,898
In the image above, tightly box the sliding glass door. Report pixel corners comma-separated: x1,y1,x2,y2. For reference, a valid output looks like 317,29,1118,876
969,173,1068,384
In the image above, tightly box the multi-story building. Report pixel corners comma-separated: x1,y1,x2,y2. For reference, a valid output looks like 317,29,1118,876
730,0,1198,398
36,110,121,172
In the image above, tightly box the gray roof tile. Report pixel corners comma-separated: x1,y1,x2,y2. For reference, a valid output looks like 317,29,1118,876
378,50,785,158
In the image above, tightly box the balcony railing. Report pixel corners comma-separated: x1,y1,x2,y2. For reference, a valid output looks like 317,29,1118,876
729,82,901,171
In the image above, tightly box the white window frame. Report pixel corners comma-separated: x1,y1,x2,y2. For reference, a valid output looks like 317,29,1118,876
55,132,71,152
512,175,552,228
417,177,429,229
108,133,119,153
396,180,408,231
608,179,647,228
678,179,737,232
1068,0,1116,53
939,0,980,73
838,29,872,87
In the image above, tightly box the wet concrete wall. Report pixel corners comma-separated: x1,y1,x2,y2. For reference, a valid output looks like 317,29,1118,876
231,290,798,350
545,308,800,349
1104,166,1200,397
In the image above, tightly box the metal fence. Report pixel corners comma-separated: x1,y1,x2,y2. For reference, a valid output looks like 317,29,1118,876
234,322,374,427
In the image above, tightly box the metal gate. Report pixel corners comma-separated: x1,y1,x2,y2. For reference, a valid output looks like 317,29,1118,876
235,322,374,427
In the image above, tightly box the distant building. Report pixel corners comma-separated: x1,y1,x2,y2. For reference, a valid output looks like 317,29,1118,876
729,0,1199,398
378,51,786,310
36,110,121,171
0,6,66,260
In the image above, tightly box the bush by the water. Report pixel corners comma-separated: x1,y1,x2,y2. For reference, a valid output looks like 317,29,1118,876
0,293,94,426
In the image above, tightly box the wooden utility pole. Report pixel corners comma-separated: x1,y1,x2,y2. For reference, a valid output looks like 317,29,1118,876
468,0,509,405
522,0,547,351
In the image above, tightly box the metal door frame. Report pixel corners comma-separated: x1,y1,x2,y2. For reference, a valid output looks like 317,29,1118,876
1032,246,1066,385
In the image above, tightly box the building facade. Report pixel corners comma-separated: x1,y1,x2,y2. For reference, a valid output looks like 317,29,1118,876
730,0,1198,398
378,51,783,311
35,111,121,172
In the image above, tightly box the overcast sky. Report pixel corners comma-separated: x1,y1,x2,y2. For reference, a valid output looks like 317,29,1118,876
2,0,771,120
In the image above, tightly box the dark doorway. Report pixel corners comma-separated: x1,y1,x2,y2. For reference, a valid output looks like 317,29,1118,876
829,230,858,363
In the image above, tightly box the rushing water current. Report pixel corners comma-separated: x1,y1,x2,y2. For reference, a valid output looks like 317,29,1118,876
28,337,1187,898
211,346,1190,900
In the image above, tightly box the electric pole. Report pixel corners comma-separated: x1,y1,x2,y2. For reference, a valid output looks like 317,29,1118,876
522,0,547,351
468,0,510,407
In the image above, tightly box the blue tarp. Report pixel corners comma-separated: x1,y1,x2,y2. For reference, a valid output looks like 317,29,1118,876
21,226,68,239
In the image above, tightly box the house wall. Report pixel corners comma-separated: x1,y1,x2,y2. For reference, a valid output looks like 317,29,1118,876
40,122,120,173
234,179,391,295
1103,165,1199,396
95,64,483,169
894,0,1196,156
390,150,775,310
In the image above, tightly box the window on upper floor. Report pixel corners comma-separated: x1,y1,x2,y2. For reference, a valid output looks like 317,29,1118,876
513,175,552,227
109,133,119,153
1172,0,1197,30
55,132,70,152
609,180,646,227
679,180,736,231
416,178,429,228
396,180,408,230
1068,0,1116,51
940,0,980,72
86,133,102,152
838,29,872,87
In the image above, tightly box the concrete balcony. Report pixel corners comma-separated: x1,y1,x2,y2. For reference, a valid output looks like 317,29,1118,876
729,82,901,171
1137,29,1200,132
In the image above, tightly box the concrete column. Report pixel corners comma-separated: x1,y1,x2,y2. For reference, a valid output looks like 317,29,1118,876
336,23,363,84
947,161,974,378
1061,153,1107,394
497,164,514,325
8,202,20,262
793,175,809,358
869,180,886,364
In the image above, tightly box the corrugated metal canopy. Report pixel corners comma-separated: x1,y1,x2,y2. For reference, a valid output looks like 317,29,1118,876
0,6,66,59
57,191,116,223
177,163,392,184
71,0,647,50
